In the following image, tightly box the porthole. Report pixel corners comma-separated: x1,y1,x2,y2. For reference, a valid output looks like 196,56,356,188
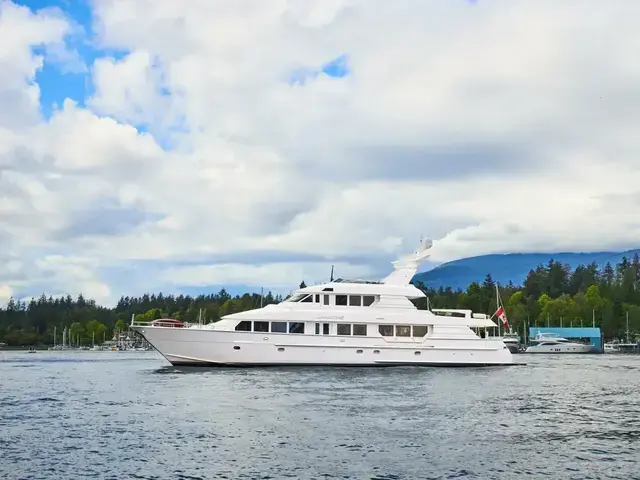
233,346,240,350
356,349,363,354
373,350,380,354
278,347,285,352
414,351,421,356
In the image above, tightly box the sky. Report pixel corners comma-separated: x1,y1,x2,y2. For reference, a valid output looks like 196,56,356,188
2,0,640,307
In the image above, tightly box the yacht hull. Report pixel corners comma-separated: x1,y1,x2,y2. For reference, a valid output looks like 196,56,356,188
132,326,514,367
504,343,520,354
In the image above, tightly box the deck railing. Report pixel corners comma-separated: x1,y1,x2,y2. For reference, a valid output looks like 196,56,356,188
130,319,194,329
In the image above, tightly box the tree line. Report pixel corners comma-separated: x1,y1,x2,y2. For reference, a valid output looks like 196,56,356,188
415,253,640,340
1,254,639,346
0,290,282,347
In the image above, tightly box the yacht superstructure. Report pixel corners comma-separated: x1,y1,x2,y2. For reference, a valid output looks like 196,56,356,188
131,239,514,367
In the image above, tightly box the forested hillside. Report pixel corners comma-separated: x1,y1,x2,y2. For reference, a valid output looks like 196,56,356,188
413,249,640,290
2,254,639,346
0,291,282,347
415,254,640,339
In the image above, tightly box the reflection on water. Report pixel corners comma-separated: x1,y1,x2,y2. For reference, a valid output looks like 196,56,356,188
1,350,639,479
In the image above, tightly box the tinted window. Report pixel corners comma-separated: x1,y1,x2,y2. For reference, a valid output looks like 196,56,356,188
349,295,362,306
314,294,320,303
315,323,320,334
301,295,313,303
396,325,411,337
363,296,375,306
378,325,393,336
413,325,428,337
254,321,269,332
353,324,367,336
337,324,351,335
235,321,251,331
271,322,287,333
323,323,329,334
289,322,305,334
324,295,330,305
336,295,348,306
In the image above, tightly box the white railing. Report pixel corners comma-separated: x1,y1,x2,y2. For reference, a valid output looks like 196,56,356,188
130,319,193,329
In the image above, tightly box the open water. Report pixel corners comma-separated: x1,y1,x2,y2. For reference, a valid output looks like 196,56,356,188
0,350,639,480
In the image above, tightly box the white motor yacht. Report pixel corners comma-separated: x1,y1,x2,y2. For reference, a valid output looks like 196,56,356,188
131,239,514,367
525,332,593,354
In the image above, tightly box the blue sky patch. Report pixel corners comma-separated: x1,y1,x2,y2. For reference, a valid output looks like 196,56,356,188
15,0,130,119
289,54,350,85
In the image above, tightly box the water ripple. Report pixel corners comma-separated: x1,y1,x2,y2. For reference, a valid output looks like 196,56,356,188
0,351,639,479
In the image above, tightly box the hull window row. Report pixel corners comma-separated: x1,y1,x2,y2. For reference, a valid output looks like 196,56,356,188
378,325,428,337
235,321,305,334
337,323,367,336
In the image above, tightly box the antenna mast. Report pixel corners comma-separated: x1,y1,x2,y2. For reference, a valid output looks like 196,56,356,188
330,265,334,282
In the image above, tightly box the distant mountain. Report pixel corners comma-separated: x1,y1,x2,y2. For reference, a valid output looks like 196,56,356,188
412,250,640,290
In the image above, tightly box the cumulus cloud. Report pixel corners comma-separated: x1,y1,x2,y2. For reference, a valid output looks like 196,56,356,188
2,0,640,305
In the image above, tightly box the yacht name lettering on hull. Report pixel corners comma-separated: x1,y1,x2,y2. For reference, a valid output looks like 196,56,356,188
315,315,344,320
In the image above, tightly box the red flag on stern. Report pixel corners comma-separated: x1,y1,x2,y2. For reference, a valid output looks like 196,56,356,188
494,306,509,329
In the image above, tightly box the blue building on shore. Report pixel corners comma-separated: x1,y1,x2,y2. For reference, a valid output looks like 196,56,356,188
528,327,602,353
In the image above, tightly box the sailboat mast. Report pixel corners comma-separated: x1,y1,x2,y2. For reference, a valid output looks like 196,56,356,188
626,311,630,343
496,284,501,337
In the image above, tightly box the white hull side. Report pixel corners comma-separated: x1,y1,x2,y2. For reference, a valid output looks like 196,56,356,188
133,327,514,366
525,343,593,354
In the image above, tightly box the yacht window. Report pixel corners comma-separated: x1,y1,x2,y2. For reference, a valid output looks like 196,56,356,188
314,294,320,303
289,322,305,334
412,325,428,337
254,321,269,332
378,325,393,336
287,294,306,302
235,321,252,332
322,287,334,292
353,324,367,336
337,324,351,335
323,323,330,335
336,295,348,306
395,325,411,337
324,295,330,306
271,322,287,333
301,295,313,303
349,295,362,307
315,323,320,335
363,296,375,306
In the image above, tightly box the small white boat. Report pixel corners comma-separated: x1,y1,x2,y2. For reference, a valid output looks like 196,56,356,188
27,347,36,353
525,332,593,354
604,340,620,353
